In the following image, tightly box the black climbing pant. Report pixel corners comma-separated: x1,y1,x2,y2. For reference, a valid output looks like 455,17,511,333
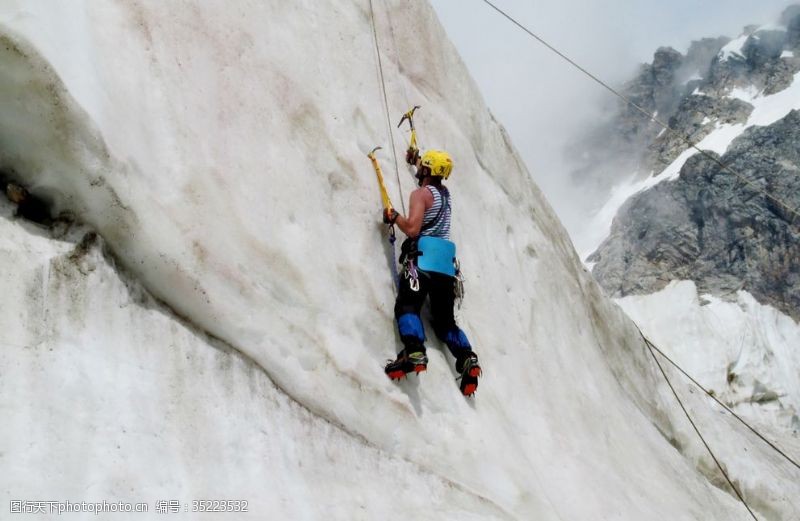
394,269,473,363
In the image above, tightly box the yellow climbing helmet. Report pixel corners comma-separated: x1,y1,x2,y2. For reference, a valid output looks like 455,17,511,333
420,149,453,179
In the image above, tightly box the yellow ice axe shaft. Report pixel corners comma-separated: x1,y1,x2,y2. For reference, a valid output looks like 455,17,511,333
398,105,421,161
368,147,394,212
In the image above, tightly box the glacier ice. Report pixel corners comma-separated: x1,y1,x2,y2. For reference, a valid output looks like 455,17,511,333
0,1,797,519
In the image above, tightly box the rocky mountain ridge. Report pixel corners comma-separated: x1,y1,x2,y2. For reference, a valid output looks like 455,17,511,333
590,110,800,319
585,6,800,321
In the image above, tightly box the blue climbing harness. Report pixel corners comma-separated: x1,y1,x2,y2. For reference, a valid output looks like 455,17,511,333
416,236,457,276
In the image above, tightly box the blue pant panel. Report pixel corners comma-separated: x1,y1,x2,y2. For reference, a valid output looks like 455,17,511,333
444,328,471,351
397,313,426,343
394,271,475,360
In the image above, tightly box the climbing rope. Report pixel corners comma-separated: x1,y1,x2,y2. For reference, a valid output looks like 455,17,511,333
380,0,425,152
641,333,800,472
387,226,401,289
477,0,800,225
368,0,406,214
641,333,760,520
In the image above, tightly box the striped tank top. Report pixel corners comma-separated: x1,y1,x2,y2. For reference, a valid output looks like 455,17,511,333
420,186,451,239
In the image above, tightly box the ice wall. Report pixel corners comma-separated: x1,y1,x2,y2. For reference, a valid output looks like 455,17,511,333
0,1,796,519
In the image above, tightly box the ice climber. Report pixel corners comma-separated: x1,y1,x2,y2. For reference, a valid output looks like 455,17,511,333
382,149,482,396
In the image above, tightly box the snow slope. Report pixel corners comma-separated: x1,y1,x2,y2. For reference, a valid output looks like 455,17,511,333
0,201,503,520
618,281,800,435
0,1,797,519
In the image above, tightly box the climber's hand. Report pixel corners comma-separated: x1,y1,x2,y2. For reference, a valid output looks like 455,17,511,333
383,208,399,225
405,147,419,166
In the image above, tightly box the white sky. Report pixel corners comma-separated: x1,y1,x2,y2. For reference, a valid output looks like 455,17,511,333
428,0,796,233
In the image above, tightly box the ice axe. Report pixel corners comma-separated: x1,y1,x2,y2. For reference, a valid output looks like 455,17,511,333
397,105,421,131
367,146,394,212
366,146,402,290
398,105,421,165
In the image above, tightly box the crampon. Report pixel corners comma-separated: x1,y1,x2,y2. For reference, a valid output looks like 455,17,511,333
457,355,482,397
384,351,428,380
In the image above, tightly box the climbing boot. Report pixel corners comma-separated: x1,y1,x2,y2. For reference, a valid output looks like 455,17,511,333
385,350,428,380
456,353,481,396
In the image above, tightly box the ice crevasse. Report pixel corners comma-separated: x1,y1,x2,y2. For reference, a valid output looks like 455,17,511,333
0,1,796,519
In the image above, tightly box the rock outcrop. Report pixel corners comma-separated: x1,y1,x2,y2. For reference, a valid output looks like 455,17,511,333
589,110,800,320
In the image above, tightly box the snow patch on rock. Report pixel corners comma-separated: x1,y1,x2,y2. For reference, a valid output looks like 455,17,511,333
719,34,750,61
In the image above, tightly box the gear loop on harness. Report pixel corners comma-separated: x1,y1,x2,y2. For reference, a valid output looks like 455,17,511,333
454,258,465,308
398,236,422,292
387,224,401,290
404,259,421,292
